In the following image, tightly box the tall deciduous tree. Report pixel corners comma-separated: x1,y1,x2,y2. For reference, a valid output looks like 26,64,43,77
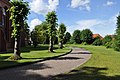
72,30,81,44
81,29,93,44
31,21,48,46
45,11,58,52
58,23,66,49
9,0,30,60
114,14,120,51
63,32,71,44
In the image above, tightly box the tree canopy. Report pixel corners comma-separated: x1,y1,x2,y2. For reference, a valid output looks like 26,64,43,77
58,23,66,48
72,30,81,44
81,29,93,44
114,14,120,51
63,32,71,44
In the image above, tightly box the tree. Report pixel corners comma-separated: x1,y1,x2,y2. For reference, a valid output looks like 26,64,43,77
21,21,30,47
63,32,71,44
9,0,30,60
81,29,93,44
58,23,66,49
45,11,58,52
31,22,48,46
72,30,81,44
31,30,38,47
114,14,120,51
92,37,102,46
102,35,112,45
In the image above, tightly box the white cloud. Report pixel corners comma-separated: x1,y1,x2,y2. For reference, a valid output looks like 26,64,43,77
68,13,118,36
30,0,59,15
70,0,91,11
29,18,42,31
104,1,115,6
48,0,59,11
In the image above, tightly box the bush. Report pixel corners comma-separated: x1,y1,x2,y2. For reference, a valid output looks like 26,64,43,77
92,39,102,46
81,42,88,45
103,35,112,45
105,41,114,48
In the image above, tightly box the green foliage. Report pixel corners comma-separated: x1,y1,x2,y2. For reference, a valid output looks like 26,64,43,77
92,38,102,46
81,42,88,45
72,30,81,44
9,0,30,38
31,22,49,47
102,35,112,45
45,11,58,52
63,32,71,44
24,21,30,36
105,41,113,48
46,11,58,38
114,14,120,51
81,29,93,44
58,23,66,48
31,30,38,47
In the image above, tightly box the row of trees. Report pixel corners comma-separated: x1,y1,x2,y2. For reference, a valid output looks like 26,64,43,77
31,11,67,52
9,0,68,60
71,29,93,44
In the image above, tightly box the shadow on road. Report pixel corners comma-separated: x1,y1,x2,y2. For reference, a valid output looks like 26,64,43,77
52,66,120,80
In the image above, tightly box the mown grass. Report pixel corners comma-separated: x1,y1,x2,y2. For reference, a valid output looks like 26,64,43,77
0,45,71,69
54,44,120,80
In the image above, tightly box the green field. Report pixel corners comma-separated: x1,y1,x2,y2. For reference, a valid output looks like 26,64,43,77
0,45,71,69
54,44,120,80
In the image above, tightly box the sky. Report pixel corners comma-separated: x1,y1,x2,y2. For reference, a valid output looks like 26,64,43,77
24,0,120,37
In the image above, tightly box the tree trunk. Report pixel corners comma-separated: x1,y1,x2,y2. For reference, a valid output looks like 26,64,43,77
59,41,63,49
13,37,21,59
12,26,22,60
49,36,54,52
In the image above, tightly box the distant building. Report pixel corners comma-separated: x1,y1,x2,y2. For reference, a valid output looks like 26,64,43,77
0,0,13,52
107,34,116,40
92,34,103,40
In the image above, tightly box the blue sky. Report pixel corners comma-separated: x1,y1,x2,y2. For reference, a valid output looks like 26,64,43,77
25,0,120,37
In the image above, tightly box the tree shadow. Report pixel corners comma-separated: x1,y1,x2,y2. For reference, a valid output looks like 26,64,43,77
52,66,120,80
20,45,58,53
71,52,92,54
0,61,53,80
54,57,84,60
0,56,10,60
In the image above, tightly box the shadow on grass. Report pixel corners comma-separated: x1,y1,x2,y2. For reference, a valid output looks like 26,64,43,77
20,45,58,53
0,56,10,60
0,60,19,69
52,66,120,80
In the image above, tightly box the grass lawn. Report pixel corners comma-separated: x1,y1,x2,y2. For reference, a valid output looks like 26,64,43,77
54,44,120,80
0,45,71,69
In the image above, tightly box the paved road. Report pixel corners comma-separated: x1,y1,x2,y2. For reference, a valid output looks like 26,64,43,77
0,48,91,80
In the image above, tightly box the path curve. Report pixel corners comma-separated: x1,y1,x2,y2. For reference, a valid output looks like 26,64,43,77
0,48,91,80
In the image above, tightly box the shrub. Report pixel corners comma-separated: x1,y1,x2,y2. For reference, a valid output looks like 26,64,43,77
92,39,102,46
105,41,114,48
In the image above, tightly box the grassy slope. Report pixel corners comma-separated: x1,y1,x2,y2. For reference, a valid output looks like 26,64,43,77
0,45,71,69
54,44,120,80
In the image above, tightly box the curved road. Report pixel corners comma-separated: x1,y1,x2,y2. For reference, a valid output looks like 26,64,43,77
0,48,91,80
